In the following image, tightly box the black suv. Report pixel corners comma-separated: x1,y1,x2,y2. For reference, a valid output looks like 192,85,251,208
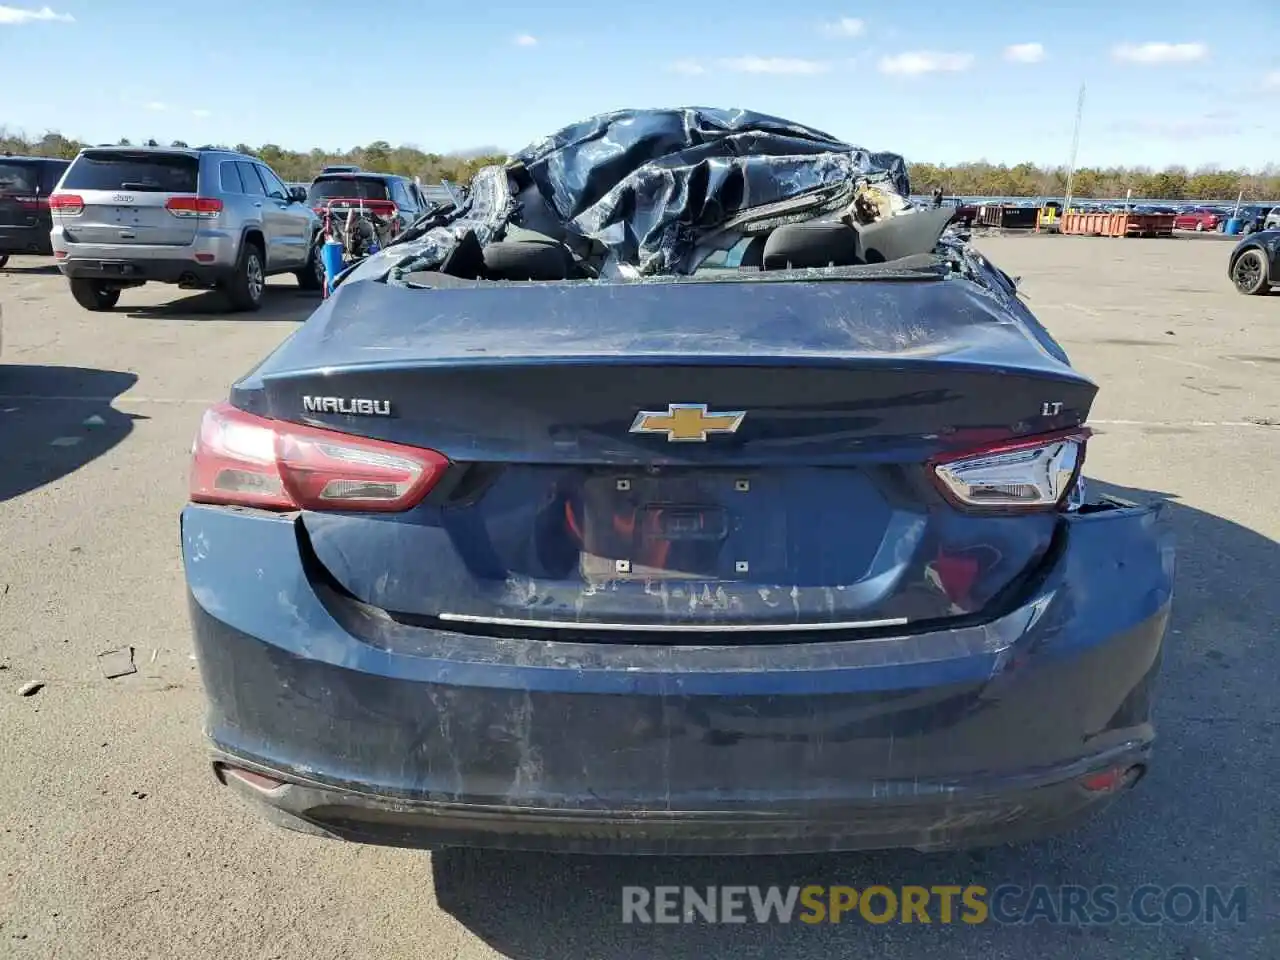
305,171,433,237
0,155,71,266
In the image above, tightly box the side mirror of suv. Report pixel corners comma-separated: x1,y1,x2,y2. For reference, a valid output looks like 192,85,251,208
288,186,308,203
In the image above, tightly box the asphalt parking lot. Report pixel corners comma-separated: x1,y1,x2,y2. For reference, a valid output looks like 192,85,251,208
1,238,1277,959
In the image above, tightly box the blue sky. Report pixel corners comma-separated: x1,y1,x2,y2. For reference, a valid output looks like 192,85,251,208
2,0,1277,169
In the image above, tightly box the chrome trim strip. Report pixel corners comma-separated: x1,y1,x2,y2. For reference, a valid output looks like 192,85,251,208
437,612,912,633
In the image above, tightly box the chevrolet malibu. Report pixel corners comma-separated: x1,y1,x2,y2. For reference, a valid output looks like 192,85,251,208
181,108,1174,855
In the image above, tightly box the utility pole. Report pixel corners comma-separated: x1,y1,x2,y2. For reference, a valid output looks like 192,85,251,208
1062,83,1086,212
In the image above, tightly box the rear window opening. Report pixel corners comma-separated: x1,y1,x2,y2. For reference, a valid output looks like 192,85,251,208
308,177,391,206
61,151,199,193
378,205,962,289
0,162,39,196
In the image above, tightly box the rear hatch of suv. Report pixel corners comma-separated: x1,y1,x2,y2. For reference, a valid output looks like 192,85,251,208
307,175,392,212
53,150,203,246
0,159,44,233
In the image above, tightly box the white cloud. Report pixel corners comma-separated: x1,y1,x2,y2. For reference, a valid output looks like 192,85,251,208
1004,42,1044,63
821,17,865,38
513,33,537,47
0,4,74,24
144,101,168,112
1111,42,1207,64
191,108,211,119
667,59,707,76
718,56,831,75
1264,69,1280,89
878,51,974,76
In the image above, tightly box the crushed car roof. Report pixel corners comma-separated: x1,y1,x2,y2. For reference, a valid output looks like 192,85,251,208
344,106,934,283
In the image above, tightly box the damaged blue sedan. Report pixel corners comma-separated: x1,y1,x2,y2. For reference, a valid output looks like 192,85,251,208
181,108,1174,855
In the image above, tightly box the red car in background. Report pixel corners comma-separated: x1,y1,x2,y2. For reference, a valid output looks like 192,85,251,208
1173,208,1221,232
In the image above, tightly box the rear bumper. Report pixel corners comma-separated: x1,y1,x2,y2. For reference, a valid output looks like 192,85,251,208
57,257,232,285
183,498,1175,855
0,224,53,256
50,229,239,284
214,747,1149,855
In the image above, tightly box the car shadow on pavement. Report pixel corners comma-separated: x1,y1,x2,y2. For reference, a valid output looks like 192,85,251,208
431,477,1278,959
0,261,61,275
0,365,141,504
121,286,320,322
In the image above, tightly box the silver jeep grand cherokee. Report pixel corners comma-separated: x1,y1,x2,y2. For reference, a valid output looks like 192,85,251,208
49,146,324,312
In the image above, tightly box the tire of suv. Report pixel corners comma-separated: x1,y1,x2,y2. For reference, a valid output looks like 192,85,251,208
295,239,325,291
0,255,9,269
223,240,266,312
68,279,122,312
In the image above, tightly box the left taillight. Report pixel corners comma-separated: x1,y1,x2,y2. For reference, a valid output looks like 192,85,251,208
189,402,449,513
929,428,1089,513
49,193,84,215
165,196,223,219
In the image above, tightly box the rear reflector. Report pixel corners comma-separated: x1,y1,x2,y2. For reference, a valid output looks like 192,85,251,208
217,764,286,792
49,193,84,215
929,428,1089,512
165,195,223,219
189,402,448,512
1079,764,1145,793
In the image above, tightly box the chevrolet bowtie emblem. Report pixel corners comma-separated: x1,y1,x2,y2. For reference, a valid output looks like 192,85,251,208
629,403,746,442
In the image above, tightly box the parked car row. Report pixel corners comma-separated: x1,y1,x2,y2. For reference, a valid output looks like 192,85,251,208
0,148,454,312
1169,205,1274,233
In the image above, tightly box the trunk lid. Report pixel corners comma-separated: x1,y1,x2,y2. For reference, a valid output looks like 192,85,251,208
243,277,1094,633
55,150,201,246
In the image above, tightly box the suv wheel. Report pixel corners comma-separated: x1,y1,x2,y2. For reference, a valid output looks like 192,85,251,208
68,279,122,312
295,240,325,291
224,241,265,312
0,255,9,269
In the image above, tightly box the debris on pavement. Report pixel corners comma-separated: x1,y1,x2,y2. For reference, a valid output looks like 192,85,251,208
82,414,105,427
98,646,137,679
18,681,44,697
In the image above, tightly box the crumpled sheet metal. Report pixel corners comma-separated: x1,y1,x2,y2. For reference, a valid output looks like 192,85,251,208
378,163,514,282
512,107,911,274
373,106,915,283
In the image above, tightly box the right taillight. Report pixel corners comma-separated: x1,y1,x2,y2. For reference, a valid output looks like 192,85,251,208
929,428,1089,513
49,193,84,215
165,196,223,219
189,402,448,512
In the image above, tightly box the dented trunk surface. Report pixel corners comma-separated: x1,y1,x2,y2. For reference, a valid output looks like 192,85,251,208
183,495,1173,853
228,275,1095,633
